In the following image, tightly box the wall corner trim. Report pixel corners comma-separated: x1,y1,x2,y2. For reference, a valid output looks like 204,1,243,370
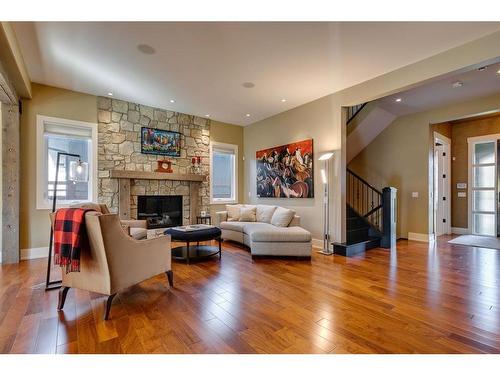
451,227,470,235
20,247,49,260
408,232,434,243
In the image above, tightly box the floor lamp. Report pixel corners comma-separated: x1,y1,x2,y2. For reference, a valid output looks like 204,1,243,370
45,152,89,291
318,151,334,255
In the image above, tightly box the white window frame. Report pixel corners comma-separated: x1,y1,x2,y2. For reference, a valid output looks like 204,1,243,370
210,141,238,205
36,115,98,210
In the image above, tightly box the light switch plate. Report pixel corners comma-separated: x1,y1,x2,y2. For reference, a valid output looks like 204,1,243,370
457,183,467,189
458,192,467,198
412,192,419,198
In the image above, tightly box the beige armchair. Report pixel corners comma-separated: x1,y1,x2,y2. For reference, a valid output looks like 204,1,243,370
52,209,172,320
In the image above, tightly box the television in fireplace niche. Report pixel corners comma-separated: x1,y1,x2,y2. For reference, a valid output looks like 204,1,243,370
141,127,181,157
137,195,183,229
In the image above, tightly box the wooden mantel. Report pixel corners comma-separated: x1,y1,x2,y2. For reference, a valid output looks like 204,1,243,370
110,170,205,182
109,170,206,222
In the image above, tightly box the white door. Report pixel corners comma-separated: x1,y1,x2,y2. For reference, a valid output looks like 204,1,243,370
434,133,451,236
471,140,497,236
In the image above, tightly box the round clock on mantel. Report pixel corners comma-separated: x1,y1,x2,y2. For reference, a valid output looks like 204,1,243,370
155,160,173,173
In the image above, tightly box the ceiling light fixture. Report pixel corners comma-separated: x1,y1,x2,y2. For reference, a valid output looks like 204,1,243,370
452,81,464,88
137,44,156,55
497,69,500,74
281,99,287,102
245,113,251,117
395,98,402,102
170,99,175,103
205,114,210,117
242,82,255,88
107,92,113,96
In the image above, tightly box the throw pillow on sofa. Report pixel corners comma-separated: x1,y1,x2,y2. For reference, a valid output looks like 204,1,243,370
271,206,296,227
226,204,242,221
239,206,256,222
256,205,277,223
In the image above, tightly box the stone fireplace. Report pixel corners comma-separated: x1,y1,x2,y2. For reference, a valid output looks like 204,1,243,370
137,195,183,228
97,97,210,224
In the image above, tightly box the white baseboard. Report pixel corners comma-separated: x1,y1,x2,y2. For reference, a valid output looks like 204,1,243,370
21,247,49,260
311,238,323,249
408,232,434,243
451,227,469,235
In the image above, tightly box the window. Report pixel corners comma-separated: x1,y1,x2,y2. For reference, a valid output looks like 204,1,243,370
36,115,97,209
210,142,238,204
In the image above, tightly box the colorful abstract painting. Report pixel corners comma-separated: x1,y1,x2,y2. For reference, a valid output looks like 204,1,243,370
141,127,181,157
256,139,314,198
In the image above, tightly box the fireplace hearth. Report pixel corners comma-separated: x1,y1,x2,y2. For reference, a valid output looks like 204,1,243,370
137,195,183,229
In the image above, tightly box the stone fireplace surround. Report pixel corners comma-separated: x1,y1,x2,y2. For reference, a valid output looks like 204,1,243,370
97,97,210,225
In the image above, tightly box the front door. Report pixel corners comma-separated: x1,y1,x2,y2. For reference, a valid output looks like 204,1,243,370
471,140,497,236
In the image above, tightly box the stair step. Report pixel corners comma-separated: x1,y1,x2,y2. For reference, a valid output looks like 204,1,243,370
347,217,369,230
332,237,381,257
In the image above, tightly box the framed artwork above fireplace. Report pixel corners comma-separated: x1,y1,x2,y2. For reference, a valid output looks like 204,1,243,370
141,127,181,157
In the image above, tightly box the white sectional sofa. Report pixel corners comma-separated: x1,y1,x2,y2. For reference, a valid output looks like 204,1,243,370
216,204,312,257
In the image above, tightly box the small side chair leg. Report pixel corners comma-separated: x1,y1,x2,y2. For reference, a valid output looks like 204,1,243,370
103,293,117,320
166,270,174,287
57,287,70,311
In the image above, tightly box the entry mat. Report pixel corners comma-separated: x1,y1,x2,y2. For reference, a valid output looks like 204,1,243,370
448,235,500,250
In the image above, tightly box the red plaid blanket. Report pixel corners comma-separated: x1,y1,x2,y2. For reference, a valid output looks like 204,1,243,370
53,208,94,273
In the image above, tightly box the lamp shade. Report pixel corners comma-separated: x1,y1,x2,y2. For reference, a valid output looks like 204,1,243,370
69,160,89,182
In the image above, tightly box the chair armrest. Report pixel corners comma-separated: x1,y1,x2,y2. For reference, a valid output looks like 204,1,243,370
121,219,147,228
215,211,228,226
98,215,171,293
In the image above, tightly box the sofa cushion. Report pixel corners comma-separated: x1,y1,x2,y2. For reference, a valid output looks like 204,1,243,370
271,207,296,227
246,224,312,243
256,205,277,223
130,227,147,240
220,221,247,232
239,206,256,222
226,204,242,221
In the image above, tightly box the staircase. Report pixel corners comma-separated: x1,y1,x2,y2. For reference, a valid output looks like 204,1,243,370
346,102,397,163
334,168,394,256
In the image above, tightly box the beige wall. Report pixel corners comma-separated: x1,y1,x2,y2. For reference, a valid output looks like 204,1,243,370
244,31,500,244
349,93,500,238
209,120,244,218
20,84,245,250
18,31,500,249
448,113,500,229
244,95,341,242
20,83,98,250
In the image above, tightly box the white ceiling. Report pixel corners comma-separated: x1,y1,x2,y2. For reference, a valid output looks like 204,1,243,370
376,61,500,116
12,22,500,125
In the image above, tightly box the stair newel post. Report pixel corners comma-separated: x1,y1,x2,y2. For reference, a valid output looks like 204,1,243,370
381,187,397,248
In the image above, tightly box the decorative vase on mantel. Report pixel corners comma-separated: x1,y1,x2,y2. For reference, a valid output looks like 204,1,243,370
191,156,202,174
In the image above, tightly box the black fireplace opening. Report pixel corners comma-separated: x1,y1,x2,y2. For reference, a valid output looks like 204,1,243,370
137,195,183,229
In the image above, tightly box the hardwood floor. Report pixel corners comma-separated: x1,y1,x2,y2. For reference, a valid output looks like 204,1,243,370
1,236,499,354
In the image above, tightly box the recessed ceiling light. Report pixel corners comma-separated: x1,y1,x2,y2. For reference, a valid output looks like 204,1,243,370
242,82,255,88
281,99,287,102
245,113,251,117
497,69,500,74
395,98,402,102
452,81,464,88
205,114,210,117
170,99,175,103
107,92,113,96
137,44,156,55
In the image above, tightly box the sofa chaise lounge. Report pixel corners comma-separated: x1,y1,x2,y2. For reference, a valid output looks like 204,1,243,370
216,204,312,257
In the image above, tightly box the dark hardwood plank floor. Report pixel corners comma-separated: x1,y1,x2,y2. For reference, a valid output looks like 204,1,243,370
1,236,499,354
